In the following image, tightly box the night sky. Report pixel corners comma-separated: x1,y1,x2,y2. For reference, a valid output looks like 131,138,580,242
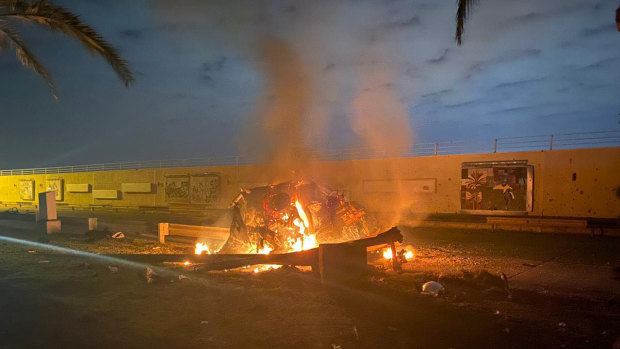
1,0,619,169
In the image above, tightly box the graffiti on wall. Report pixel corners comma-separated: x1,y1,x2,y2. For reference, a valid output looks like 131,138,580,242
45,178,64,201
165,175,190,203
460,164,531,212
165,174,220,204
19,179,34,201
190,174,220,204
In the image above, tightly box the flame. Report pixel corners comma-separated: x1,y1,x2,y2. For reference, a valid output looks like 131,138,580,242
195,242,211,255
288,200,317,252
253,264,282,273
295,200,310,228
183,260,191,266
258,243,273,255
382,247,415,260
383,248,393,259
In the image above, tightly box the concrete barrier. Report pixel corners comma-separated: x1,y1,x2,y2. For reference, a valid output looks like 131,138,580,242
158,223,229,244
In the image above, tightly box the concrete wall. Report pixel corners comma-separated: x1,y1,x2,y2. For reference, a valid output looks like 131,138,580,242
1,147,618,219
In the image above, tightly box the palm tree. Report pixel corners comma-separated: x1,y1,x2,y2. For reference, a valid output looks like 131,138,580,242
0,0,134,98
455,0,620,45
616,5,620,32
455,0,477,46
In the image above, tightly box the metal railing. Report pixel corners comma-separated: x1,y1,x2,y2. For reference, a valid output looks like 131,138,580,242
1,130,618,176
493,130,620,153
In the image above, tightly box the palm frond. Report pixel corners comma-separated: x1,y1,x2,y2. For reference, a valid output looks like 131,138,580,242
455,0,478,46
0,0,134,86
0,20,56,97
616,5,620,32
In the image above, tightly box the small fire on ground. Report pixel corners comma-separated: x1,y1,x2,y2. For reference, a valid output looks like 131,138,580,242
382,247,414,261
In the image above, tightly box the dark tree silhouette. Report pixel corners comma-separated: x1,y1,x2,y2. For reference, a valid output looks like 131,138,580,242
456,0,620,45
0,0,134,97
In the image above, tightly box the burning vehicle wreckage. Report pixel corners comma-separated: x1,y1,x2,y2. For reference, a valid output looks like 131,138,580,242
220,180,372,255
112,181,413,282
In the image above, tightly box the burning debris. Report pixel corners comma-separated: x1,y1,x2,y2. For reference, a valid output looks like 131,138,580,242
219,180,371,255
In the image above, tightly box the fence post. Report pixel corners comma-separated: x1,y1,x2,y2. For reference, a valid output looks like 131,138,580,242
434,143,438,155
158,223,169,244
549,135,554,150
493,139,498,153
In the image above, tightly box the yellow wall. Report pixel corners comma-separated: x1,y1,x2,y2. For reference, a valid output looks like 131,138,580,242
1,147,618,218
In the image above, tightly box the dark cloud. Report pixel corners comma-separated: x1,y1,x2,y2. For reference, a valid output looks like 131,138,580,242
427,49,450,64
580,57,620,70
512,12,543,24
381,15,420,29
467,49,542,77
421,89,453,99
581,24,616,37
202,56,228,72
442,99,481,109
119,28,143,39
0,0,618,168
494,77,546,89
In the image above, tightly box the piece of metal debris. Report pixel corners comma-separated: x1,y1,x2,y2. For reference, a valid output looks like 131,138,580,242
421,281,445,296
108,265,119,273
146,267,156,283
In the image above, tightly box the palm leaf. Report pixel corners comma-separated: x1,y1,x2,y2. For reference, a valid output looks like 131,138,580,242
0,0,134,86
616,5,620,32
0,20,56,97
455,0,478,45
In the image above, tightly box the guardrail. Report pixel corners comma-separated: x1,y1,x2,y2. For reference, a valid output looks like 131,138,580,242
494,131,620,153
1,130,618,176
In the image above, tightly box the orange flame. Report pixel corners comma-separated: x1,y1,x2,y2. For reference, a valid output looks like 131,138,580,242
289,200,317,252
383,248,393,259
195,242,211,255
383,247,415,260
258,243,273,255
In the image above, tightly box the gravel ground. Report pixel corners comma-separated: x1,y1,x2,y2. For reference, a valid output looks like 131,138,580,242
0,220,618,348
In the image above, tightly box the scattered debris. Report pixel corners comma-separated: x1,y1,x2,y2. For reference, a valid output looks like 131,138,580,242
178,274,189,281
85,229,109,242
145,267,157,284
200,320,209,325
331,345,342,349
76,262,92,269
38,260,50,263
27,249,36,254
108,265,119,273
352,325,359,340
558,322,567,332
504,328,510,334
421,281,445,296
370,275,384,283
494,310,501,315
112,232,125,239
